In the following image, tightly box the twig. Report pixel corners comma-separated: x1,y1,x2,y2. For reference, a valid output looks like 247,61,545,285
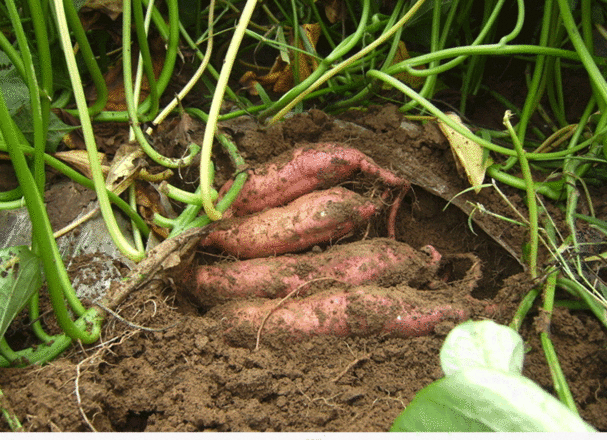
53,206,100,239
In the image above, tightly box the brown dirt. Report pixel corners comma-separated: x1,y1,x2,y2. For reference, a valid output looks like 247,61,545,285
1,107,607,432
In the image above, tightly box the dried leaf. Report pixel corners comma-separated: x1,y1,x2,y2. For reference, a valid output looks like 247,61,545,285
105,142,145,195
135,182,170,238
82,0,123,20
385,41,425,89
438,113,491,193
321,0,345,23
53,150,110,180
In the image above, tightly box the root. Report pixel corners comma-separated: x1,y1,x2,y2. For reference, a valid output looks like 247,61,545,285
387,186,408,239
94,301,183,333
254,277,339,350
73,331,139,432
331,354,371,383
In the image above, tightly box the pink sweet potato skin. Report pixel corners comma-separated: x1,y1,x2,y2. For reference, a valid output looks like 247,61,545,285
186,238,441,305
213,287,469,347
200,187,379,259
220,143,408,217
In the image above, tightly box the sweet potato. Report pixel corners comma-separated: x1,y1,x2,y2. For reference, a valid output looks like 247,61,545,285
212,287,469,347
219,143,409,217
200,187,379,259
184,238,442,305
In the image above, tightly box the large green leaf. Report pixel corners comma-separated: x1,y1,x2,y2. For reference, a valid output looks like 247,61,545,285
440,320,524,376
390,368,596,432
0,246,43,340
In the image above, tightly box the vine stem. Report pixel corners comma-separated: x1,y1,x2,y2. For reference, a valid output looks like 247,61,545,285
52,0,145,261
540,272,578,413
270,0,428,123
148,0,215,131
503,110,539,279
200,0,258,220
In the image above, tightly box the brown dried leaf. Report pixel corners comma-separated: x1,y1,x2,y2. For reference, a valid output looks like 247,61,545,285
81,0,123,20
385,41,425,89
321,0,345,23
135,182,170,238
53,150,110,180
105,142,145,195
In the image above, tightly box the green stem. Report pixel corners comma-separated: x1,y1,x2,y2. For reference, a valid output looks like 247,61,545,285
556,278,607,330
129,184,145,254
258,0,372,121
160,182,218,205
0,187,23,202
0,386,23,431
271,0,426,123
153,0,179,99
556,0,607,107
509,288,540,332
504,111,539,279
0,310,99,367
540,272,578,413
131,0,159,120
401,0,439,113
62,0,108,115
199,0,259,221
122,0,200,169
28,292,54,343
554,299,590,310
486,167,563,200
514,0,552,151
53,0,145,261
6,0,45,193
389,45,605,76
150,0,215,128
0,88,101,344
173,108,248,234
27,0,53,191
0,31,25,79
0,199,26,210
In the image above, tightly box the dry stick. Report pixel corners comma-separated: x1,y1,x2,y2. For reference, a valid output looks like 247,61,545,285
101,226,206,310
53,206,100,239
254,277,339,350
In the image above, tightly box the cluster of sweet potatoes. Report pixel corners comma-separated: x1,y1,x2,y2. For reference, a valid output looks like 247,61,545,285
178,143,479,347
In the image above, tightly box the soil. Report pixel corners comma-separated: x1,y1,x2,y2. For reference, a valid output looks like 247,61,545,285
1,106,607,432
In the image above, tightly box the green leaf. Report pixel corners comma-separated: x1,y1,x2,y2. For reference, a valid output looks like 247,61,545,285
0,67,30,113
390,368,596,432
0,56,76,153
0,246,43,340
12,106,77,153
440,320,524,376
